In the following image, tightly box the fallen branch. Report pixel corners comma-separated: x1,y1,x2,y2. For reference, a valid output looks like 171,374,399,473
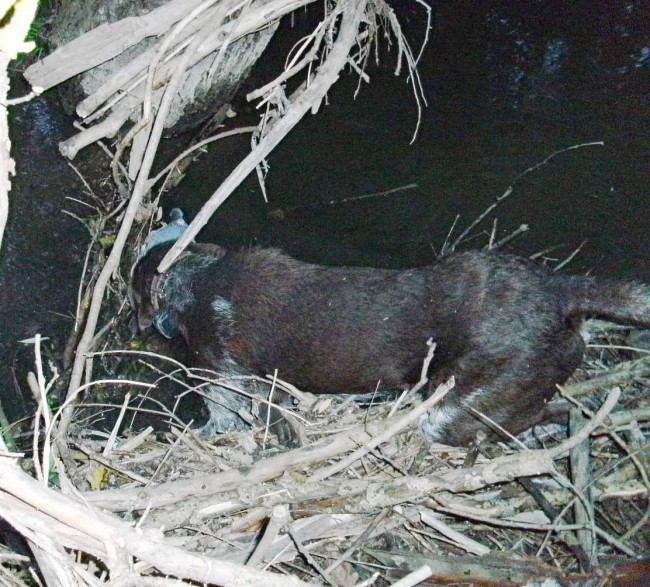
158,0,371,271
0,452,322,586
23,0,207,91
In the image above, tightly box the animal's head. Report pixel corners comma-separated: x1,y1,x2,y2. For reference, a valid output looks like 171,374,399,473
130,208,189,333
130,209,226,335
131,243,171,333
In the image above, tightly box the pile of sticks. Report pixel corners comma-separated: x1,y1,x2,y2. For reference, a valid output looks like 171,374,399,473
0,341,648,585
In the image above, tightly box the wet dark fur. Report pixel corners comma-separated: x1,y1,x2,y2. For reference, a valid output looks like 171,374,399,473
132,243,650,446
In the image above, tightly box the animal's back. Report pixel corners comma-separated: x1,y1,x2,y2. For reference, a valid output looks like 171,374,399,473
191,249,576,393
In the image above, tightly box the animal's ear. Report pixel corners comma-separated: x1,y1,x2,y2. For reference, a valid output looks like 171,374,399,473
137,305,154,332
128,307,153,335
192,243,227,259
128,281,154,332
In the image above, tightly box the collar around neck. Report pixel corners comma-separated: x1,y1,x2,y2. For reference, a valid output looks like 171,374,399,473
149,250,193,312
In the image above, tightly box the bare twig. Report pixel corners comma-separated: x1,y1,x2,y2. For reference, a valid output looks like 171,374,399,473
159,0,370,272
310,376,454,482
450,142,605,251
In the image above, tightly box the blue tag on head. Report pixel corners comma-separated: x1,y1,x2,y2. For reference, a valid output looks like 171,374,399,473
141,208,188,257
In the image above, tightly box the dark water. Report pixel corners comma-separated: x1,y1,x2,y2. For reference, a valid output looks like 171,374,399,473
166,4,649,282
0,86,93,422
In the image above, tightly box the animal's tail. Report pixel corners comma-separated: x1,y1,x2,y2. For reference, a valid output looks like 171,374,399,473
553,274,650,327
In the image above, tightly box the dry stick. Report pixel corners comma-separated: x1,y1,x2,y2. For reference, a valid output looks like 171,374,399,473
390,565,433,587
288,526,335,586
27,372,45,484
286,450,556,514
328,182,418,205
103,393,131,457
489,223,529,250
530,243,565,260
246,504,290,568
432,500,588,532
50,379,156,454
0,460,323,587
4,87,42,106
376,0,426,143
81,416,390,511
554,239,587,272
450,141,605,251
59,97,138,160
325,509,390,574
34,335,52,482
206,0,253,86
390,339,436,418
134,421,194,501
112,2,213,187
23,0,208,91
549,387,620,459
563,355,650,397
88,0,292,122
81,400,191,435
27,536,78,587
606,407,650,428
569,408,597,568
66,163,104,333
562,385,650,502
419,509,490,556
220,391,623,515
61,0,317,160
588,343,650,354
263,370,278,448
80,36,192,122
310,376,453,483
78,0,242,119
564,388,650,543
96,348,309,412
246,22,325,102
59,17,203,443
158,0,370,272
148,126,258,187
73,444,150,486
439,214,460,256
536,474,635,562
487,217,498,248
354,574,380,587
122,0,221,181
80,381,620,515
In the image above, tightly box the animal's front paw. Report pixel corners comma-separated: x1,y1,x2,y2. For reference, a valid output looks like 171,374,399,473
258,404,302,448
270,413,302,448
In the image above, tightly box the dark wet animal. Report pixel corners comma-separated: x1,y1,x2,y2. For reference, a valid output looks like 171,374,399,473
131,242,650,446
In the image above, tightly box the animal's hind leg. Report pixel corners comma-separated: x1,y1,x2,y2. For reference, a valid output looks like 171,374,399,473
420,378,558,446
420,332,585,446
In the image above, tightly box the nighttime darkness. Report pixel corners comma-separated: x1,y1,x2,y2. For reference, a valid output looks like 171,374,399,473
0,1,648,585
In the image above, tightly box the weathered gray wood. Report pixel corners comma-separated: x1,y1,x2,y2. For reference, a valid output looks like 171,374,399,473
570,408,597,567
24,0,206,91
